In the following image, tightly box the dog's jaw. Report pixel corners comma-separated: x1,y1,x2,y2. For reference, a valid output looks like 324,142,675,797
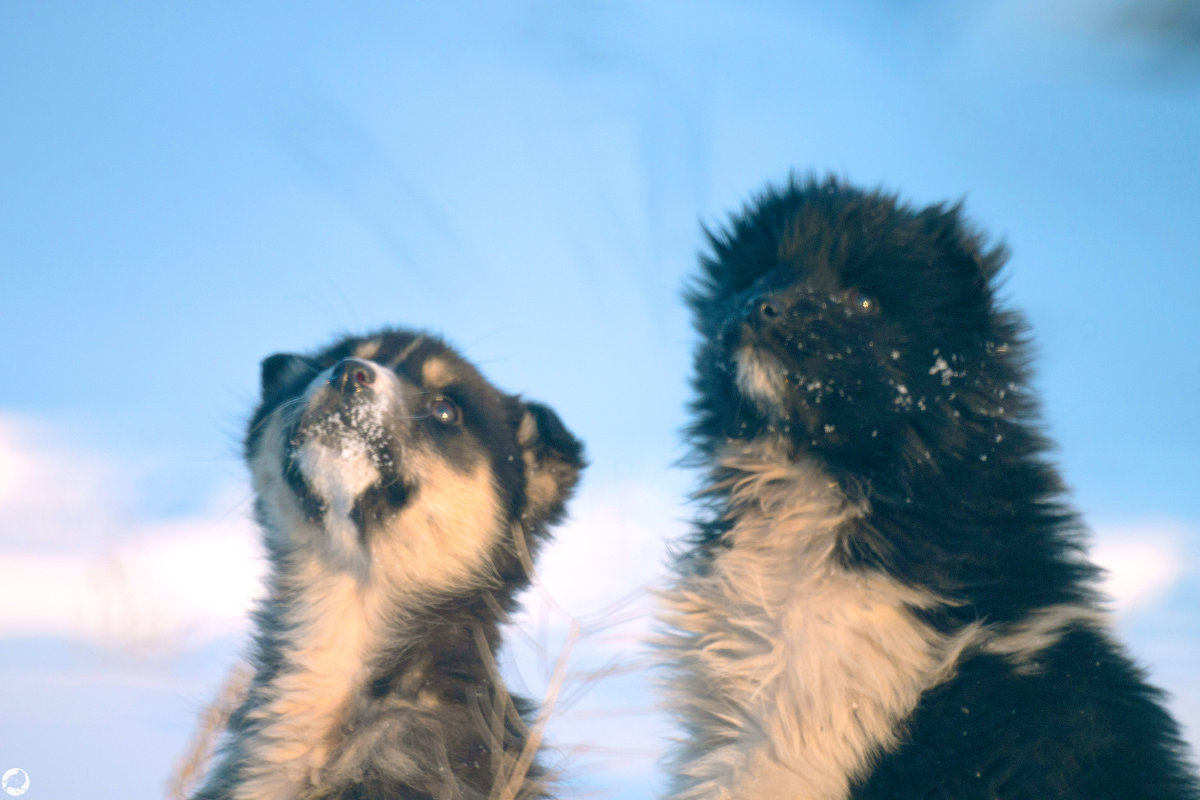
734,347,787,415
292,434,380,575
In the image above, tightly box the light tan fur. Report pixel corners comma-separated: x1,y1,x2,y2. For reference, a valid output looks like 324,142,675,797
235,561,388,800
982,603,1109,674
659,440,982,800
421,356,455,389
352,338,382,362
735,349,786,412
369,452,504,597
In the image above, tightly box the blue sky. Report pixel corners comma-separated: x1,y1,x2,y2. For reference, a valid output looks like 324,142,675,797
2,3,1198,798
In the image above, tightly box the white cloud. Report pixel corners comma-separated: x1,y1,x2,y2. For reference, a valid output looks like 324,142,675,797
2,516,265,649
0,413,264,650
0,414,132,549
1091,519,1192,614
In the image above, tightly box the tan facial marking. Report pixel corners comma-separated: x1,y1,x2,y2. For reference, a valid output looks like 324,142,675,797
371,450,505,596
421,357,456,390
391,334,426,368
353,339,382,361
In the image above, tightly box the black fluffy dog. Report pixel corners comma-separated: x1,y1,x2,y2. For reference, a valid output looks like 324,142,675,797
659,177,1199,799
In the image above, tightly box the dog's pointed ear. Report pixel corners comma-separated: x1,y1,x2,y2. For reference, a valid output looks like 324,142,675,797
515,400,585,526
260,353,319,400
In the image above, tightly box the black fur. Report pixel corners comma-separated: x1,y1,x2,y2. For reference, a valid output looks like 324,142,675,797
192,328,584,800
680,176,1198,798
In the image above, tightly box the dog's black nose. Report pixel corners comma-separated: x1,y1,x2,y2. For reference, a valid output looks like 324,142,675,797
331,358,376,393
757,298,783,321
749,293,789,329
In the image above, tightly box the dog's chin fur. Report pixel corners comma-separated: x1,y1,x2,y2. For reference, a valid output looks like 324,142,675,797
190,329,584,800
661,176,1200,800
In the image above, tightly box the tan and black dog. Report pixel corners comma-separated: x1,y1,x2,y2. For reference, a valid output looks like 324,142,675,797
191,328,583,800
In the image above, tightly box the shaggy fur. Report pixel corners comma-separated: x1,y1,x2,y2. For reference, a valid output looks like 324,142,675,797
191,329,584,800
659,176,1199,799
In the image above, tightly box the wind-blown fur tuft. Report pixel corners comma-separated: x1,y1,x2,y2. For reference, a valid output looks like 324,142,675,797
190,328,584,800
660,175,1200,799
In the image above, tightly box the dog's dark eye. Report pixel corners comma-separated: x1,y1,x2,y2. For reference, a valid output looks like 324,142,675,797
845,290,879,315
429,396,461,425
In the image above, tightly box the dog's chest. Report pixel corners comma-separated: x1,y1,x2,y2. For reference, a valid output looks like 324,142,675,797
235,564,385,800
663,457,962,800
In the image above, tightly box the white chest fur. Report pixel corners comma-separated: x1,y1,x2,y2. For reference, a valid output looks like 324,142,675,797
660,445,975,800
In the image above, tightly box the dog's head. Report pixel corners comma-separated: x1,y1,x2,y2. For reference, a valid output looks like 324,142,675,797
688,177,1029,480
245,329,584,594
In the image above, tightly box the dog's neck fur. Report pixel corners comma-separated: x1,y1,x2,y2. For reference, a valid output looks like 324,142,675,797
660,439,980,800
232,548,395,800
209,518,532,800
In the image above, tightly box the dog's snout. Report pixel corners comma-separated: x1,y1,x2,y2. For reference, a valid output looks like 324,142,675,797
331,358,376,393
